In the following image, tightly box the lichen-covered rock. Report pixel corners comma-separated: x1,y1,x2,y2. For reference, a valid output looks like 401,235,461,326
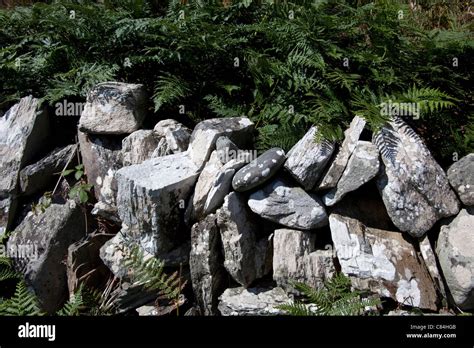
0,96,50,234
122,130,160,166
323,141,379,206
78,131,122,219
190,214,226,315
248,178,328,230
329,213,439,310
436,208,474,310
273,228,334,292
7,201,85,313
232,148,286,192
78,82,147,134
447,153,474,206
284,126,335,190
217,192,272,287
153,119,191,154
19,144,77,196
374,117,460,237
317,115,366,190
188,117,254,170
218,287,290,316
115,152,199,256
192,151,245,220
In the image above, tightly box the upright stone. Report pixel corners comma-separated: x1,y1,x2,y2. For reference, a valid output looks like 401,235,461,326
436,208,474,310
0,96,50,235
78,82,147,134
122,130,160,166
216,192,272,287
284,126,335,190
374,117,459,237
153,119,191,154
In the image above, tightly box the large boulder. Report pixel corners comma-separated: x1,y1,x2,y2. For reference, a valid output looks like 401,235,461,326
7,201,85,313
115,151,199,256
216,192,272,287
447,153,474,206
248,178,328,230
373,117,460,237
19,144,77,196
232,148,286,192
436,208,474,310
218,287,290,316
0,96,50,235
284,126,335,190
190,214,227,315
78,82,147,135
323,141,379,206
78,131,122,220
329,213,439,310
188,117,254,170
317,115,366,190
273,228,334,292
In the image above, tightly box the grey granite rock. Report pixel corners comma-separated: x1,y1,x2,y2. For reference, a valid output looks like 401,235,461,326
447,153,474,206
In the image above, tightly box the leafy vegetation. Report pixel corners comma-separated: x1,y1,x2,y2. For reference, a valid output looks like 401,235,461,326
278,273,381,316
0,0,471,163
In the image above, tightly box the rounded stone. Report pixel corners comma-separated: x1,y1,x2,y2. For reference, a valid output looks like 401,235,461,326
232,148,286,192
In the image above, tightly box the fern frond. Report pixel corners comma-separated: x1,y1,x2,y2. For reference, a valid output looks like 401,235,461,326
0,281,42,316
57,284,85,316
153,74,191,112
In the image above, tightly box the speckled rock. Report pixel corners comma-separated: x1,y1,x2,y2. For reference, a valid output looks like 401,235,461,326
317,115,366,190
273,228,334,292
419,235,446,298
216,192,272,287
248,178,328,230
232,148,286,192
122,130,160,166
78,82,147,134
374,117,460,237
188,117,254,170
447,153,474,206
436,208,474,310
323,141,379,206
329,213,439,310
284,126,335,190
218,287,290,316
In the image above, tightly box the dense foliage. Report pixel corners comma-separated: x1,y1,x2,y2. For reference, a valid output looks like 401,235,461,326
0,0,472,163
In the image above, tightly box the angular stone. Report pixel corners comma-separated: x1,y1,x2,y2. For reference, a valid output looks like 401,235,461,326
218,287,290,316
284,126,335,190
122,130,160,166
436,208,474,310
317,115,366,190
188,117,254,170
323,141,379,206
116,152,199,256
248,178,328,230
0,96,50,234
190,214,226,315
78,131,122,210
374,117,460,237
273,228,334,292
19,144,77,196
153,119,191,154
7,201,85,313
419,235,446,298
329,213,439,310
447,153,474,206
217,192,272,287
67,231,114,296
78,82,147,134
216,136,239,164
232,148,286,192
192,151,245,220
